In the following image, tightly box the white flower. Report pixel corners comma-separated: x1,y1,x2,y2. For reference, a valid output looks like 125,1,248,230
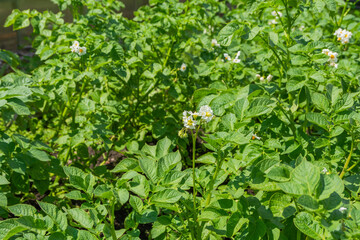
183,115,197,129
256,74,261,79
211,39,220,47
232,51,241,63
299,25,305,31
183,110,189,121
260,76,265,81
70,40,80,53
199,105,214,123
78,47,86,56
268,19,278,25
329,62,338,68
322,49,330,55
334,28,352,44
252,133,261,140
334,28,343,37
339,207,347,213
224,53,231,61
321,167,328,174
266,74,273,81
180,63,187,72
328,51,338,63
271,11,282,18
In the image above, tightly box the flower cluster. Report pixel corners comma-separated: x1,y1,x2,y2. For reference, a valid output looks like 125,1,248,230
181,105,215,131
211,39,220,48
256,74,273,81
70,41,86,56
334,28,352,44
224,51,241,63
268,11,282,25
203,25,214,34
322,49,338,68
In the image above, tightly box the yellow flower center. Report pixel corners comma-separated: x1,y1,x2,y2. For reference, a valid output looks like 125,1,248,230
187,119,193,126
345,34,348,37
79,49,83,53
205,112,211,117
330,55,335,59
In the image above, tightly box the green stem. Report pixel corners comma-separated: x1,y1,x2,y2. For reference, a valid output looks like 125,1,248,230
297,229,301,240
109,200,117,240
338,0,349,28
205,154,224,206
276,99,297,139
346,159,360,172
340,135,354,179
191,126,200,239
72,76,88,126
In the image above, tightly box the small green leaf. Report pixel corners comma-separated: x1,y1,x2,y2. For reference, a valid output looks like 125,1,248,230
68,208,94,229
152,189,181,204
294,212,325,239
297,195,319,211
306,112,329,130
8,204,37,217
38,201,68,231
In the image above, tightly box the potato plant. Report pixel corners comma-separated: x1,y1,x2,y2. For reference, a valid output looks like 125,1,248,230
1,0,360,239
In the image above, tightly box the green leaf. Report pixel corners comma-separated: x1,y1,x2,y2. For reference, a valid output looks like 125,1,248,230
78,230,98,240
152,189,181,204
13,14,30,30
7,98,30,115
111,158,138,173
247,220,267,240
277,181,306,195
317,174,344,200
94,184,113,199
324,0,336,11
27,148,50,162
68,208,94,229
0,193,7,207
137,209,157,224
65,190,87,200
311,93,330,113
8,204,37,217
0,175,10,185
266,166,291,182
245,97,275,118
116,188,130,205
129,195,143,212
0,219,27,240
294,212,324,239
292,160,320,194
139,156,158,183
17,216,48,230
306,112,329,130
4,10,21,27
234,98,249,121
63,166,95,193
269,32,279,45
297,195,319,211
38,201,68,231
270,193,295,219
218,21,240,46
155,137,172,159
157,151,181,178
226,212,248,237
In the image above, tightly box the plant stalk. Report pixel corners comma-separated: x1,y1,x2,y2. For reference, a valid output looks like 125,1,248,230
340,135,354,179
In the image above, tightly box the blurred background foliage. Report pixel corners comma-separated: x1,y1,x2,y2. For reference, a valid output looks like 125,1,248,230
0,0,148,50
